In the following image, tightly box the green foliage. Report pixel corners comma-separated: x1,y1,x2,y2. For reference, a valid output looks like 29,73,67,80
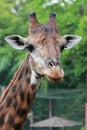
81,126,86,130
0,0,87,88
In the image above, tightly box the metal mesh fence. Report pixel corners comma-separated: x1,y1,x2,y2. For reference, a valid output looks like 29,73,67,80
25,88,87,130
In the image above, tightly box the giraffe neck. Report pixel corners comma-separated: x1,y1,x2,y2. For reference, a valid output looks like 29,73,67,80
0,54,42,130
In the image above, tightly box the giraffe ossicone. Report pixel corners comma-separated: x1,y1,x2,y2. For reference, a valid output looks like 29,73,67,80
0,12,81,130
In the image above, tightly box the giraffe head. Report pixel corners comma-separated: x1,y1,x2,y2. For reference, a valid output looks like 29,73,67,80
5,12,81,82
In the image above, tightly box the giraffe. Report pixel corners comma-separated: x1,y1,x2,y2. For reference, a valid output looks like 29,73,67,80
0,12,81,130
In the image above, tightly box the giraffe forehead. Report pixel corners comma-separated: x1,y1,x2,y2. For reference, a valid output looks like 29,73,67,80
28,23,64,48
28,22,58,38
42,24,56,33
28,31,58,47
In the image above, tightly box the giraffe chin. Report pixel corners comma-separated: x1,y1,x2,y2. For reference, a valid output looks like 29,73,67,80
45,75,64,82
44,68,64,82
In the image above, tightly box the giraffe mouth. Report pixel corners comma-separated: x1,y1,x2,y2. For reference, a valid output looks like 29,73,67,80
43,67,64,82
45,75,64,82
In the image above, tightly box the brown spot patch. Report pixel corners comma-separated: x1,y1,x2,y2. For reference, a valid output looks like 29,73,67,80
12,85,16,93
0,113,6,127
18,68,24,80
31,84,36,90
0,105,3,112
17,108,27,117
13,123,21,130
6,96,12,107
25,67,29,75
7,114,14,124
26,77,30,84
27,92,31,105
18,84,24,101
13,99,18,109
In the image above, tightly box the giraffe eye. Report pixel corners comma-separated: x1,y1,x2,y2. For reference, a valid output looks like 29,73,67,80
60,45,65,52
26,44,35,52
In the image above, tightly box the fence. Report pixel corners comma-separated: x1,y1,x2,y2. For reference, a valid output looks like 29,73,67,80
25,88,87,130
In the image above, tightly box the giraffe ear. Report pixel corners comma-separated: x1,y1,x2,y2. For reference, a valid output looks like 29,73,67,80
63,35,82,49
5,35,26,50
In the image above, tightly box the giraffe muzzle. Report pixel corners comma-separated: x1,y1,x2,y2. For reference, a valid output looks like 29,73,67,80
44,66,64,82
44,58,64,82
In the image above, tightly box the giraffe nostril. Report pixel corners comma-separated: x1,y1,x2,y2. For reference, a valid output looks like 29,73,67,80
47,59,61,68
46,57,61,68
48,61,54,68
